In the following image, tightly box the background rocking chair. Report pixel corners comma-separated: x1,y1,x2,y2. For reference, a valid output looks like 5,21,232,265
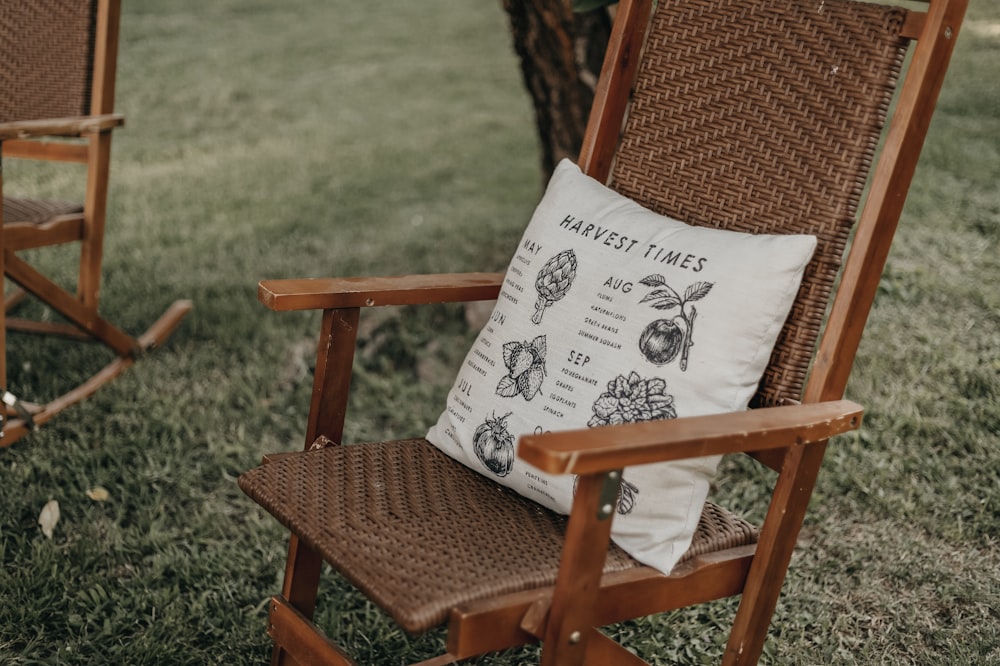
0,0,192,445
239,0,966,663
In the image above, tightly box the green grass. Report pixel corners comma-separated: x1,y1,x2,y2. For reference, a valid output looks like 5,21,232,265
1,1,997,664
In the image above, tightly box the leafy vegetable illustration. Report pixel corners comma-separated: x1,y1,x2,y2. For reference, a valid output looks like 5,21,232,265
497,335,547,400
637,275,713,371
617,478,639,515
572,473,639,515
532,249,577,324
473,412,516,477
588,371,677,427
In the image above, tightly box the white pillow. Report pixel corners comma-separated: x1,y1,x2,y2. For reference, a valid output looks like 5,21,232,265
426,159,816,573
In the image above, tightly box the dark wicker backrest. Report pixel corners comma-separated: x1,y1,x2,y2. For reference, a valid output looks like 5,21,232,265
610,0,908,408
0,0,98,123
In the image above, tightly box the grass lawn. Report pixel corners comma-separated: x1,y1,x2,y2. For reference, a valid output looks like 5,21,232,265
1,0,997,664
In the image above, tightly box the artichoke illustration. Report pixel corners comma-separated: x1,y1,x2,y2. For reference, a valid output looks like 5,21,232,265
496,335,546,400
532,249,577,324
588,371,677,427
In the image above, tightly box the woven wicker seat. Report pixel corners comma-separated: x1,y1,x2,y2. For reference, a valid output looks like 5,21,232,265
2,198,82,226
239,0,967,662
240,437,757,633
0,0,191,446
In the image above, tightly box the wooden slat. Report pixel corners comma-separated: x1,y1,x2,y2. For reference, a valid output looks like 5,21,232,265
447,546,754,659
3,251,137,356
268,596,358,666
91,0,122,116
258,272,503,311
517,400,862,475
902,10,927,39
3,216,85,250
1,139,88,162
578,0,653,183
0,114,123,141
5,319,94,339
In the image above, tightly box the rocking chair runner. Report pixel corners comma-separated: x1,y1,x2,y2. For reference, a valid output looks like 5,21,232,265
0,0,192,445
239,0,966,663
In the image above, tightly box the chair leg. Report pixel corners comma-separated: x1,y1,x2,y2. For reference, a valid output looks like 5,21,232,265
268,595,357,666
723,443,827,665
4,250,136,355
78,130,113,310
272,535,325,666
0,298,191,446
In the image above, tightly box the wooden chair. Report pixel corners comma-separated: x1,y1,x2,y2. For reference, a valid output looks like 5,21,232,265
238,0,966,663
0,0,192,445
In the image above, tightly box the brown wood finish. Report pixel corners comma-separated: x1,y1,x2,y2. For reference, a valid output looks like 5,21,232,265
576,0,652,183
0,114,124,141
1,139,90,163
540,471,619,666
258,272,504,312
0,0,191,446
446,545,754,659
238,0,968,662
268,596,359,666
519,400,862,474
271,307,361,666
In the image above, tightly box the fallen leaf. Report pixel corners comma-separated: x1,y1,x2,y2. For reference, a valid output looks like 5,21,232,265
38,499,60,539
86,486,110,502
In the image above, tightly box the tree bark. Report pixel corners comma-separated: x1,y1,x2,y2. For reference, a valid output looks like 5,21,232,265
501,0,612,181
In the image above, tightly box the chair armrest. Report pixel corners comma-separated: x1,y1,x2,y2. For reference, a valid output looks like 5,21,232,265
258,272,504,311
518,399,863,475
0,114,125,140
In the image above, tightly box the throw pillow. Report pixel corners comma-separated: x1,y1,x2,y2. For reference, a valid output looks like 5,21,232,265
425,159,816,573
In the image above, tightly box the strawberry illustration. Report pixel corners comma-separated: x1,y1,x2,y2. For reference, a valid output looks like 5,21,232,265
496,336,547,401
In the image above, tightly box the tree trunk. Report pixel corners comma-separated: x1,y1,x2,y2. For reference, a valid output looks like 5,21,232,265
501,0,612,181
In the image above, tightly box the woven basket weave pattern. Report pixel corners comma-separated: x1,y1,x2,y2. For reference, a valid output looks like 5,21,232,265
3,197,82,224
610,0,907,407
239,438,759,632
0,0,96,123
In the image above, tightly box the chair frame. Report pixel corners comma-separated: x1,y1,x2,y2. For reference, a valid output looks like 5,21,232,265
0,0,192,445
244,0,967,662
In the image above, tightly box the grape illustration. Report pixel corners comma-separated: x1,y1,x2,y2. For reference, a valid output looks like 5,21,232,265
473,412,516,477
532,249,577,324
588,371,677,427
637,276,713,371
496,336,547,401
